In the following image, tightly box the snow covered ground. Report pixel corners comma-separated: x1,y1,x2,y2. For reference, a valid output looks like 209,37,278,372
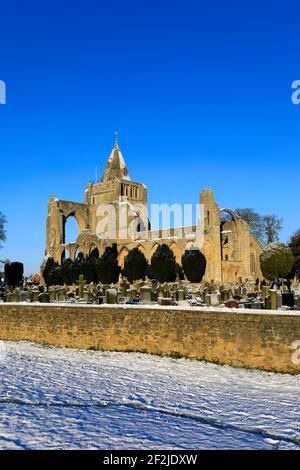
0,341,299,450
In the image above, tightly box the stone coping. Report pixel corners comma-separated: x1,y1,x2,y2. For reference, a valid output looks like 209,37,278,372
1,301,300,317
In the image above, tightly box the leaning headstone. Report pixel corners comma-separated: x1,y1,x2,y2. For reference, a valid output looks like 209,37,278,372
4,293,13,302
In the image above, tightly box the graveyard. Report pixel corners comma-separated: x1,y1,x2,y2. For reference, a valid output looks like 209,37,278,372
1,272,300,312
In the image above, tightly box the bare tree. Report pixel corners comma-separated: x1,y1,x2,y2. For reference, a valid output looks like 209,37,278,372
262,215,283,245
235,208,264,243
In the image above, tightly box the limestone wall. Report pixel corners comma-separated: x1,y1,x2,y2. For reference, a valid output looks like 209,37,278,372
0,303,299,373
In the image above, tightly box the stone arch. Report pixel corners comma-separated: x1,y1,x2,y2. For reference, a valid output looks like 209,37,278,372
150,243,160,259
219,208,240,222
220,208,241,262
169,242,181,263
137,244,146,256
62,212,82,243
118,246,129,268
64,208,86,231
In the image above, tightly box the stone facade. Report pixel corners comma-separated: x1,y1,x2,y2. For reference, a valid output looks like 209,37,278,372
45,142,262,282
0,303,299,373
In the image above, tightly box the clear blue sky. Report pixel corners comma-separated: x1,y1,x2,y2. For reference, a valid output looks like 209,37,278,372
0,0,300,275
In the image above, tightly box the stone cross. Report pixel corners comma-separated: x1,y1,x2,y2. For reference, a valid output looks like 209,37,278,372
78,275,87,299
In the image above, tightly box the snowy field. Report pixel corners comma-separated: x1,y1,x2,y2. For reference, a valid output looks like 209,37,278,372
0,341,299,450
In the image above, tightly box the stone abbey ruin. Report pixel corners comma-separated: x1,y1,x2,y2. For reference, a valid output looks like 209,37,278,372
45,142,262,283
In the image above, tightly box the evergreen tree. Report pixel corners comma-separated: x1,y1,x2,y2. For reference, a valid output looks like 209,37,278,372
151,244,176,283
259,243,295,280
61,258,74,285
96,244,120,284
4,262,24,287
42,257,56,285
289,229,300,257
80,255,98,283
42,257,63,286
182,248,206,283
124,248,147,283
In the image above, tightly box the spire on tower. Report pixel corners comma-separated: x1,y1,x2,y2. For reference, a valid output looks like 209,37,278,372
101,136,130,182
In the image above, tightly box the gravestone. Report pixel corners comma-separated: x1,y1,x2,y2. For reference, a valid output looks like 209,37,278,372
220,290,230,302
140,285,152,303
48,286,56,302
282,292,295,308
10,291,20,302
262,286,270,302
277,292,283,309
20,291,30,302
205,294,211,307
57,287,67,302
225,299,239,308
158,297,177,306
4,293,13,302
39,292,50,303
31,288,40,302
210,292,221,306
177,289,185,301
106,288,118,304
269,290,277,310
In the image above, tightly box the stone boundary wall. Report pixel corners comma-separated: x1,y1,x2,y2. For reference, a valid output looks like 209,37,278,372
0,303,299,373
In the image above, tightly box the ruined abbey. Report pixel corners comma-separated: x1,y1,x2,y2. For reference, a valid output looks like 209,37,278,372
45,142,262,282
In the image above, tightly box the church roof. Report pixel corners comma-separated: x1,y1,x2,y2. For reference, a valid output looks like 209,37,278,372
101,143,131,182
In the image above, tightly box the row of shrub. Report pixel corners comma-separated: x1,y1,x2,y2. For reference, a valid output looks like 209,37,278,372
43,243,207,286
